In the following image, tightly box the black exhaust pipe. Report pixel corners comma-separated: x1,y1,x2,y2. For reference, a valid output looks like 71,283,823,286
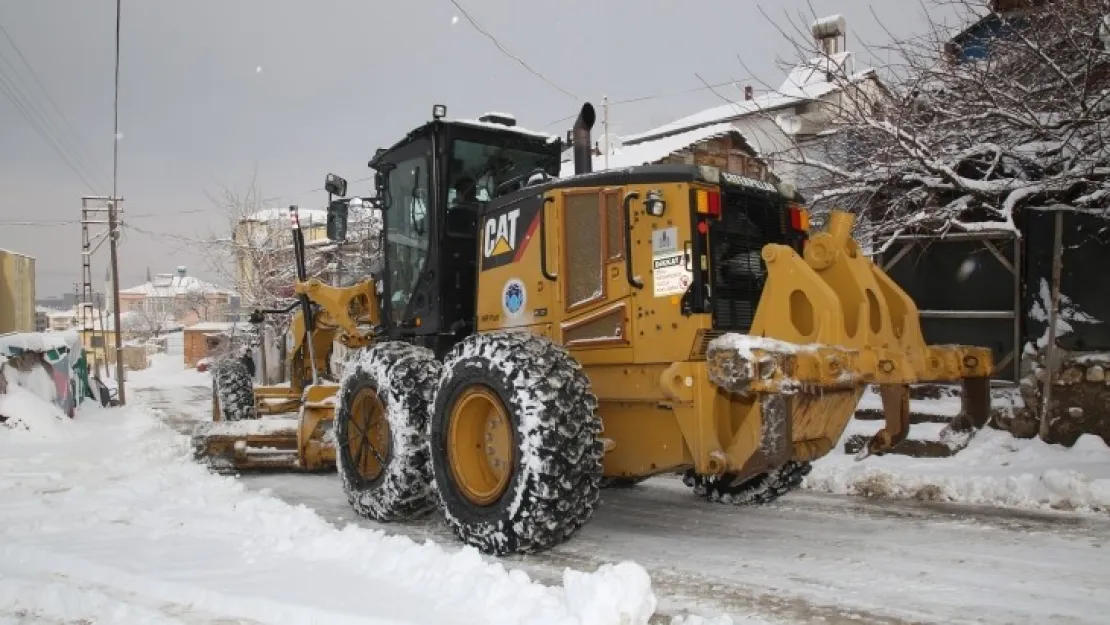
573,103,596,175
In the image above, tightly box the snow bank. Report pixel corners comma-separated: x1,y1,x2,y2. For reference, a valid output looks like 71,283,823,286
0,383,71,438
808,425,1110,513
1,356,57,403
0,401,657,624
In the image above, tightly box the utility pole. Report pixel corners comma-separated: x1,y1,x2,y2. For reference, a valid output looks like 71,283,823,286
602,95,610,171
109,0,126,405
81,196,123,381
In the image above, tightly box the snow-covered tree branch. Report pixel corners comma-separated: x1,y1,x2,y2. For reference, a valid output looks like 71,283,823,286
761,0,1110,241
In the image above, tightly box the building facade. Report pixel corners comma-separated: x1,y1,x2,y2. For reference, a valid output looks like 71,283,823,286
118,267,237,328
0,248,35,334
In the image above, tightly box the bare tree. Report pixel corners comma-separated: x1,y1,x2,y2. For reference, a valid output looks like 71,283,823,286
198,171,384,377
751,0,1110,242
122,307,174,343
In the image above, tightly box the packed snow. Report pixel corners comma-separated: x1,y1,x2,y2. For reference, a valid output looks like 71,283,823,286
0,363,658,624
808,394,1110,513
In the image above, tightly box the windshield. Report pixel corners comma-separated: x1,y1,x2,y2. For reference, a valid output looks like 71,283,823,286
383,153,429,311
447,139,558,208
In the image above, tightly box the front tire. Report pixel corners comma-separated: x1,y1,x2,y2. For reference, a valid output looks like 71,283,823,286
212,360,256,422
336,342,442,522
429,331,603,555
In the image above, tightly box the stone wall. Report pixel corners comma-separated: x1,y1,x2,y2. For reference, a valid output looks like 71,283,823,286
1005,347,1110,446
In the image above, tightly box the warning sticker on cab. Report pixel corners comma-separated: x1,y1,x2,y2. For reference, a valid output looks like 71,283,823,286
652,253,691,298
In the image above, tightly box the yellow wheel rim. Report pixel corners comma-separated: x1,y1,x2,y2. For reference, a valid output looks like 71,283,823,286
447,386,514,506
347,388,390,481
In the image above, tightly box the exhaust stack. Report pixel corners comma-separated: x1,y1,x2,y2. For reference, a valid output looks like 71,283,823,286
572,103,596,175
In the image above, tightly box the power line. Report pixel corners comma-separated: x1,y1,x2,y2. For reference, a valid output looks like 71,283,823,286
0,18,111,187
448,0,578,100
262,175,375,204
0,61,103,192
0,219,83,226
540,78,755,128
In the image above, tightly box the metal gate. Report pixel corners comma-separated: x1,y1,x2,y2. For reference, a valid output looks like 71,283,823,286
876,230,1021,381
164,331,184,356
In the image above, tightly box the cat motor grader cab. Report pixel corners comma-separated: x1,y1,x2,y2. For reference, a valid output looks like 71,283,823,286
194,101,994,556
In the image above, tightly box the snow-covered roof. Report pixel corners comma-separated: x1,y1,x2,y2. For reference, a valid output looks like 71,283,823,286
558,123,749,177
0,247,33,259
243,208,328,225
76,310,144,332
185,321,253,333
624,52,875,145
120,274,235,297
450,117,559,143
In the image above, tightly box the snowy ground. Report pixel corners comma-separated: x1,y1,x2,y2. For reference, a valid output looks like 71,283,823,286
1,358,658,625
5,354,1110,624
809,390,1110,513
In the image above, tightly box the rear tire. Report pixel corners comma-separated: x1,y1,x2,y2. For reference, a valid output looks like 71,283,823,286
429,331,603,555
212,360,256,422
684,461,812,505
336,342,441,522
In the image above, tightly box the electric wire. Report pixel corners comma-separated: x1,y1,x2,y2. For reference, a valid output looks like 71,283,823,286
448,0,578,100
0,18,112,187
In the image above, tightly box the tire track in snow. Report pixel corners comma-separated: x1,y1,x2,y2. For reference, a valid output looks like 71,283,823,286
139,385,1110,625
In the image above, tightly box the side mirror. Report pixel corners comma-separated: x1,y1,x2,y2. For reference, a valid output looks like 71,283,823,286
325,173,348,197
327,200,349,242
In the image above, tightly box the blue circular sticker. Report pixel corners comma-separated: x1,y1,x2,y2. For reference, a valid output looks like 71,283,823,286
502,278,526,318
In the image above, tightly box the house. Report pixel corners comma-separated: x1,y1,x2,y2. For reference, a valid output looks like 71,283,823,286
943,0,1039,63
183,321,254,368
0,248,35,334
46,308,79,331
34,306,50,332
233,208,329,300
559,123,780,187
603,15,887,198
118,267,237,328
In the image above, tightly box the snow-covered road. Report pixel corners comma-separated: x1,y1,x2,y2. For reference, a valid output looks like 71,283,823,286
139,382,1110,625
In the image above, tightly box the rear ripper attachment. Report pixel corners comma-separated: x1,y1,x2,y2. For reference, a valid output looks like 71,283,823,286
702,209,993,479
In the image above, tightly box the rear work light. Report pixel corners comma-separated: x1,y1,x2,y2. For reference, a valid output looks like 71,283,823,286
789,204,810,232
695,189,721,217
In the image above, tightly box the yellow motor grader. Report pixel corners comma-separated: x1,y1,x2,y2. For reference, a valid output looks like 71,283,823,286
192,102,993,556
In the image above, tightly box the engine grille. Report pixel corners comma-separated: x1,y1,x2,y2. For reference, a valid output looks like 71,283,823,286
708,188,789,332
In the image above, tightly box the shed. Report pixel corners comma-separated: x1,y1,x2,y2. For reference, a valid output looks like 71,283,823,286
183,321,253,368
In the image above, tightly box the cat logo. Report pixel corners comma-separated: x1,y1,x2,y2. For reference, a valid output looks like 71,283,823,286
483,208,520,258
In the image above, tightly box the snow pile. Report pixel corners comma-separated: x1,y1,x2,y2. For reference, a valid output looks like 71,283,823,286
0,383,71,438
0,400,658,624
807,428,1110,513
1,355,57,402
563,562,656,624
0,357,70,437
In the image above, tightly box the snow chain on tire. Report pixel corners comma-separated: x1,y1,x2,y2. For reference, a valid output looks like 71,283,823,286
683,461,812,505
336,341,442,522
211,360,257,421
429,331,604,555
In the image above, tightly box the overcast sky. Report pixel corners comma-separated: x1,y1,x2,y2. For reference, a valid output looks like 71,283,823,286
1,0,969,298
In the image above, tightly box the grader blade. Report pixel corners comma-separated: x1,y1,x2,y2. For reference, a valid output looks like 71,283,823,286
191,418,303,473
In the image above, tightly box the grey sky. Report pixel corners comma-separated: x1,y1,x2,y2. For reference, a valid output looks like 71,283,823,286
1,0,966,297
